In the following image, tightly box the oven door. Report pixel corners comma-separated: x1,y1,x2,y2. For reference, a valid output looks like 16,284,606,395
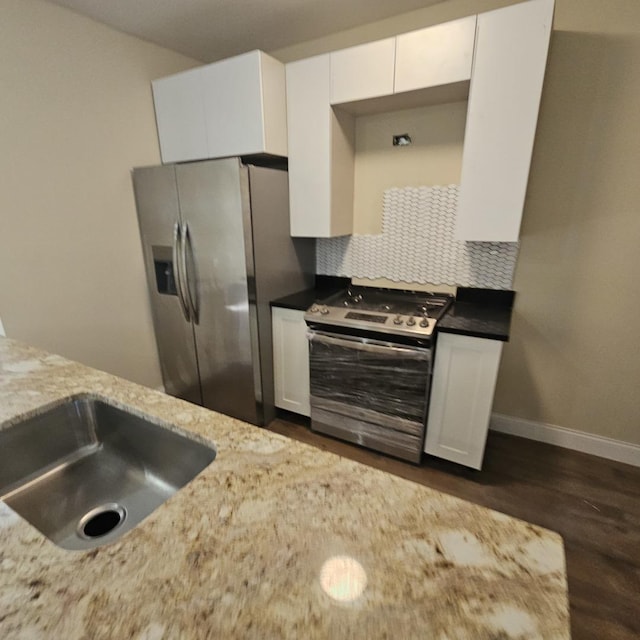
307,330,432,463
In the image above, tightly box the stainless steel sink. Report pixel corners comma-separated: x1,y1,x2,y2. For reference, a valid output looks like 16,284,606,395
0,394,216,551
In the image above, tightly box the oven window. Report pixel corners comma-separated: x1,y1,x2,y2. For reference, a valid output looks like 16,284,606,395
309,337,431,423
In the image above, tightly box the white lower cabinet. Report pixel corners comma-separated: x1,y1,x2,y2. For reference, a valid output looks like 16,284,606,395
425,333,503,469
272,307,310,417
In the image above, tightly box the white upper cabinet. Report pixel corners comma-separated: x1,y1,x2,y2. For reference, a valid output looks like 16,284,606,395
285,0,553,241
330,38,396,105
287,25,473,237
287,55,354,238
152,68,208,164
152,51,287,164
202,51,287,159
455,0,554,241
394,16,476,94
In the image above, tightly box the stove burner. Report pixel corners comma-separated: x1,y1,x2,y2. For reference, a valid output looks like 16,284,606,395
306,287,453,339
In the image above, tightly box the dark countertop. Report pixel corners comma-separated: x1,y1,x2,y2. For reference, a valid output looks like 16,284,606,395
270,288,319,311
270,276,349,311
437,288,515,342
271,282,515,341
437,302,513,341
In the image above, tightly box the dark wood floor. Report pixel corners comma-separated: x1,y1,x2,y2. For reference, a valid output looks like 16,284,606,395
268,414,640,640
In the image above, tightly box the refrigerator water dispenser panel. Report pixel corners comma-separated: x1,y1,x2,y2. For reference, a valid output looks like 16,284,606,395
152,245,178,296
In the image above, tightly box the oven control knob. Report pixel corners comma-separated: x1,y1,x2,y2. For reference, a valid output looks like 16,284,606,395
420,318,429,328
393,315,404,325
309,304,319,313
406,317,416,327
320,306,330,315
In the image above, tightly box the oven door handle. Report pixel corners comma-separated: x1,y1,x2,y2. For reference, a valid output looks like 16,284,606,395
307,330,431,359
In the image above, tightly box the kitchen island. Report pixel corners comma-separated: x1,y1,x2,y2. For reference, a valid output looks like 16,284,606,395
0,337,569,639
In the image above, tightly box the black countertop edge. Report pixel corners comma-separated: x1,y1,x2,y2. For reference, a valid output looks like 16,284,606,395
436,321,510,342
270,276,350,311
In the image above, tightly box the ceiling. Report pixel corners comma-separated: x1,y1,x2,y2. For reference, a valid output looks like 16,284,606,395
44,0,442,62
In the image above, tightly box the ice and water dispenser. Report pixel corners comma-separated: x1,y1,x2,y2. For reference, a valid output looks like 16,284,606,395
152,246,177,296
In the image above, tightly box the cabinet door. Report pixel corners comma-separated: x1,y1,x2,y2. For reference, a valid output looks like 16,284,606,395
175,160,259,424
330,38,395,104
201,51,265,158
132,165,202,405
287,55,355,238
272,307,310,416
425,333,503,469
394,16,476,94
456,0,554,241
286,55,332,237
152,68,208,164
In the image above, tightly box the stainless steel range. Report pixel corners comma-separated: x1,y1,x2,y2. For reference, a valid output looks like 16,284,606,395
305,287,453,463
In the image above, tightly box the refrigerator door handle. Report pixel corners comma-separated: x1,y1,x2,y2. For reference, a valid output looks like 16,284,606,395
181,221,199,324
172,221,191,322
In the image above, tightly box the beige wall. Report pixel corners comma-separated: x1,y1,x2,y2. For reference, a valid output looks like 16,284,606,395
273,0,640,446
0,0,200,388
2,0,638,446
351,101,466,294
352,102,467,234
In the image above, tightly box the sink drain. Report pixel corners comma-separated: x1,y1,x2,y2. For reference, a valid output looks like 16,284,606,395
77,504,127,539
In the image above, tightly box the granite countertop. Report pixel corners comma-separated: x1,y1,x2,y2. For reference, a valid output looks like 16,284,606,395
0,337,569,639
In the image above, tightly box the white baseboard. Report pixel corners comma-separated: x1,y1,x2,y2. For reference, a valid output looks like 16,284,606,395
490,413,640,468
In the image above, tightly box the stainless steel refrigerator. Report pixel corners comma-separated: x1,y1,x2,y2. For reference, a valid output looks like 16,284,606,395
132,157,314,426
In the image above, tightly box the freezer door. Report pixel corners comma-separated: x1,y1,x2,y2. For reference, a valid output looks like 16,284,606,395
132,165,202,405
175,159,261,424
